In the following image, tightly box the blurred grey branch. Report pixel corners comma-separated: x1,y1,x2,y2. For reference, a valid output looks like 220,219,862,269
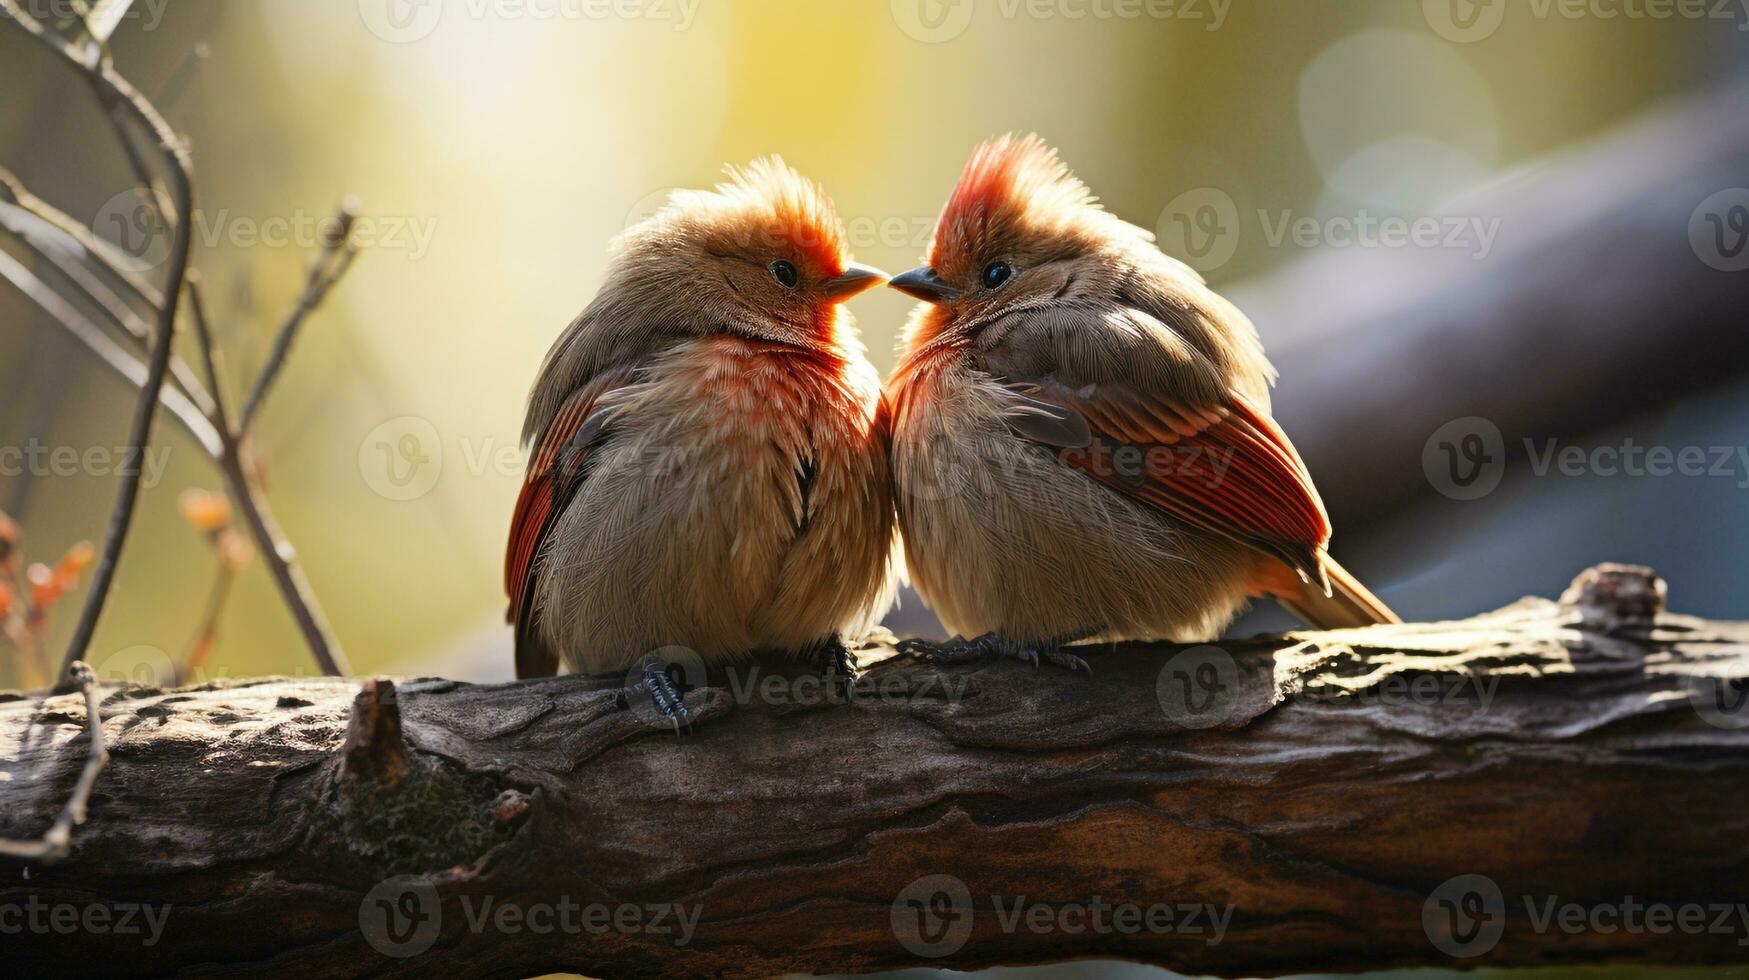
1242,80,1749,539
0,3,354,679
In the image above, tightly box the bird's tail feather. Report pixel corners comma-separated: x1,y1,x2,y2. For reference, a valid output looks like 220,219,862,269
1276,554,1401,630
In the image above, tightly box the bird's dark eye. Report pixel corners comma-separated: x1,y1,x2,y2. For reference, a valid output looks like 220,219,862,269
982,261,1013,289
769,260,799,288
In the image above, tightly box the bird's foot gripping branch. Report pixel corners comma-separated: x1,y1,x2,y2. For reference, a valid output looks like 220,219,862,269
3,563,1748,978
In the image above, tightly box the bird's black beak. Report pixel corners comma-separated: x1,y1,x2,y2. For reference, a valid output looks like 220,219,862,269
888,267,961,304
817,263,887,302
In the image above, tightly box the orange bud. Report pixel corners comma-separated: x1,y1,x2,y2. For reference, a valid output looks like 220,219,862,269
216,529,255,572
179,489,232,533
54,541,96,590
27,562,59,609
0,581,13,620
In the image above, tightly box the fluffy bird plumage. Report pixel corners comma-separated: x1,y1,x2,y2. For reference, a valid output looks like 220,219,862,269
886,134,1397,643
508,158,896,677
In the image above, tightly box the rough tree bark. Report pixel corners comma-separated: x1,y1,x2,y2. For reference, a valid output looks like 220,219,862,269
2,564,1747,979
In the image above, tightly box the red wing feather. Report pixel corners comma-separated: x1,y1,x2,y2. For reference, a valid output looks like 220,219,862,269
1015,382,1331,585
504,376,624,624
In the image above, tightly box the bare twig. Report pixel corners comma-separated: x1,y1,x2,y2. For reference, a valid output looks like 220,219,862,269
174,559,234,685
0,164,165,309
0,198,218,418
0,662,108,862
239,201,360,432
189,283,351,676
3,6,352,680
0,0,199,678
0,247,222,456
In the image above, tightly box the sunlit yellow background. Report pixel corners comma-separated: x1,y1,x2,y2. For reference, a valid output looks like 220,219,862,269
0,0,1732,689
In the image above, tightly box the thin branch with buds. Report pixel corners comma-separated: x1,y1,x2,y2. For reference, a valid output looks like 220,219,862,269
189,282,350,675
0,0,199,680
0,2,358,682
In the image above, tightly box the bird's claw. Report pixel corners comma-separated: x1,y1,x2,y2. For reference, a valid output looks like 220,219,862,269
618,659,692,736
815,634,859,702
900,632,1091,676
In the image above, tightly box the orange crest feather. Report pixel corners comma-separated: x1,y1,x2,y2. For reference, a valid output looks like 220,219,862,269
656,156,850,275
929,133,1126,266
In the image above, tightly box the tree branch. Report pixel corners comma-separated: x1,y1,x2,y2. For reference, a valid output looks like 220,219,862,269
0,662,108,861
2,565,1745,977
0,248,222,457
0,198,219,422
238,202,361,434
2,9,352,680
188,282,351,676
0,0,198,678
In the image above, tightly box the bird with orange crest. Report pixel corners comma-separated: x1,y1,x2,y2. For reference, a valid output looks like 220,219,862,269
886,134,1399,671
506,159,896,724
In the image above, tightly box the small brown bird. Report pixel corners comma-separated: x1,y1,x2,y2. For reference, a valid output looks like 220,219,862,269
506,159,896,716
886,135,1398,667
